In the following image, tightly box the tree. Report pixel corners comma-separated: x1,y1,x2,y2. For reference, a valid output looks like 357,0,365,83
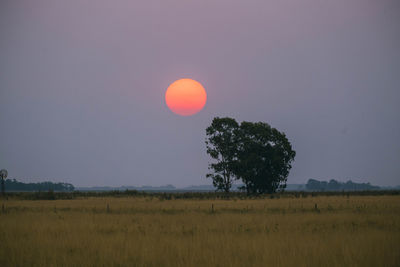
328,179,341,191
306,179,323,191
4,179,75,192
0,169,8,196
205,117,240,193
235,121,296,194
205,117,296,194
306,179,380,191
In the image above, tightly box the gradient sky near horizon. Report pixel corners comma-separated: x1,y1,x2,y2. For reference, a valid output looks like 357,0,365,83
1,0,399,187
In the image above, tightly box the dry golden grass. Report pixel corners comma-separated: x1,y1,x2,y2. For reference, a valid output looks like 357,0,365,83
0,195,399,266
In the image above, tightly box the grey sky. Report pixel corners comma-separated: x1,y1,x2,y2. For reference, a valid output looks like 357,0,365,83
1,0,399,187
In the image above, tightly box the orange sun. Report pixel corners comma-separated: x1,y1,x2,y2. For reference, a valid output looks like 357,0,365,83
165,78,207,116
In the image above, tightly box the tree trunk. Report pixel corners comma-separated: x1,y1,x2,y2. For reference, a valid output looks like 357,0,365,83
1,178,4,196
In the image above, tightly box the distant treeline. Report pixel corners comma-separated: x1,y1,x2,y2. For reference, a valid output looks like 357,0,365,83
5,179,74,192
2,178,391,194
78,181,395,192
306,179,380,191
4,189,400,201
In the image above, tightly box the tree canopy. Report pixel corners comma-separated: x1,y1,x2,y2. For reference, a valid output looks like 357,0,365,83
205,117,239,193
205,117,296,194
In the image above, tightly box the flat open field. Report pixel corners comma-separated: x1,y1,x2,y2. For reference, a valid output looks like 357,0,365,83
0,195,399,266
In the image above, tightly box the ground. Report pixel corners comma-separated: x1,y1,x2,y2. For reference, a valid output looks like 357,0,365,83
0,194,399,266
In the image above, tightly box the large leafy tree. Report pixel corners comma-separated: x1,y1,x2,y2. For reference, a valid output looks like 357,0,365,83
205,117,240,193
236,122,296,194
205,117,296,194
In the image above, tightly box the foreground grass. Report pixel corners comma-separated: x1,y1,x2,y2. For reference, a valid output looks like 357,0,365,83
0,195,399,266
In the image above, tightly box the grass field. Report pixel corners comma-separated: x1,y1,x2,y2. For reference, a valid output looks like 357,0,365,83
0,194,399,266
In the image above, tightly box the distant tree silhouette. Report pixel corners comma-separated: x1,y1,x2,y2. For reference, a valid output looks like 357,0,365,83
306,179,324,191
305,179,380,191
4,179,74,192
0,169,8,196
205,117,240,193
328,179,341,191
205,117,296,194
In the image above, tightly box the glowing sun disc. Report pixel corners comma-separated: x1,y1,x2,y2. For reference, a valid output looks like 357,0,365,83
165,78,207,116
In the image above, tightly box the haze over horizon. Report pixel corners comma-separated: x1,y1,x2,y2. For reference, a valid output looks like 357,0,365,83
1,0,399,187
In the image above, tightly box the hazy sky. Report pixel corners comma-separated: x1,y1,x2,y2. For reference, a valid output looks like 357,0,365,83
1,0,399,187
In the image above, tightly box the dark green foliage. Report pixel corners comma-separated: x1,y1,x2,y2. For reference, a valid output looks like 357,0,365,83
0,169,8,196
4,179,74,192
205,117,296,194
205,117,240,192
306,179,381,191
235,121,296,194
1,178,4,196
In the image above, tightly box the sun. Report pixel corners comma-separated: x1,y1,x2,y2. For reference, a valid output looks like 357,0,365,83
165,78,207,116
